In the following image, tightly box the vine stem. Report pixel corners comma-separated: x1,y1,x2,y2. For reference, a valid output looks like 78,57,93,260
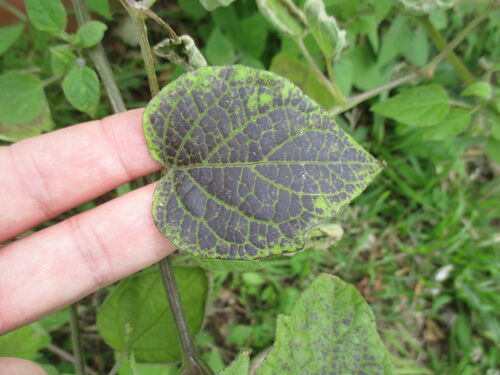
71,0,127,113
118,2,211,373
69,304,86,375
159,258,213,374
331,3,499,115
295,38,345,105
420,16,475,85
119,0,159,96
0,0,27,22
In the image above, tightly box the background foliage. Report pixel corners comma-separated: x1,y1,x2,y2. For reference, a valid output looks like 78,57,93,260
0,0,499,374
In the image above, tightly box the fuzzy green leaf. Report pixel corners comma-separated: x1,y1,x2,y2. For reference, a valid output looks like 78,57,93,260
304,0,346,60
257,0,306,37
371,84,449,126
97,267,208,363
0,24,24,56
154,35,207,71
0,71,45,125
143,66,383,260
256,274,394,374
76,21,108,48
25,0,67,34
62,66,100,117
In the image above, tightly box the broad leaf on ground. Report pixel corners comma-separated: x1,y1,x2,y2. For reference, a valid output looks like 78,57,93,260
143,66,383,260
371,84,450,126
0,72,46,124
418,109,471,141
377,14,413,67
256,274,394,374
205,27,235,65
97,267,208,363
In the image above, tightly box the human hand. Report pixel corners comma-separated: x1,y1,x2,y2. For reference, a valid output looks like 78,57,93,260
0,109,176,336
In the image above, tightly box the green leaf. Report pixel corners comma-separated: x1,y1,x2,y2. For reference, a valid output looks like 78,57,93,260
0,102,54,142
76,21,107,48
333,58,353,96
38,308,70,332
486,136,500,164
62,66,100,117
154,35,207,71
256,274,394,374
397,0,455,15
0,71,46,124
377,15,413,67
418,109,471,141
304,0,346,60
257,0,306,37
143,66,383,260
461,81,492,99
403,26,429,67
85,0,113,20
50,45,77,78
25,0,67,34
0,24,24,56
218,351,250,375
200,0,237,11
179,0,207,19
97,267,208,363
0,324,51,359
270,53,335,109
205,27,235,65
371,84,450,126
237,14,269,59
349,43,388,91
188,256,268,271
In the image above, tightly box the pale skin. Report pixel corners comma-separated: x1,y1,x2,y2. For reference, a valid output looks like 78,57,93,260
0,109,177,373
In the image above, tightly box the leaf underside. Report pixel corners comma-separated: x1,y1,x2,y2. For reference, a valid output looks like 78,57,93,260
143,66,382,260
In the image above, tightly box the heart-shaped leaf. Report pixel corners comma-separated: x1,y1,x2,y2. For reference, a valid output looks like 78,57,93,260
143,66,382,260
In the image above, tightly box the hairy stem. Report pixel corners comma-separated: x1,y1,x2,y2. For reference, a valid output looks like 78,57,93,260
296,38,345,105
159,258,213,375
69,304,86,375
0,0,27,22
420,16,475,85
71,0,127,113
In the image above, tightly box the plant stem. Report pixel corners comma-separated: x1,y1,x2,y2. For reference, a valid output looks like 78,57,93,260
0,0,27,22
424,4,499,79
326,57,346,106
159,258,213,375
420,16,475,85
296,38,345,105
71,0,127,113
47,345,97,375
69,304,86,375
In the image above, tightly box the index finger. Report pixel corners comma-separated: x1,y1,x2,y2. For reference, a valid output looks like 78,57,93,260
0,109,162,242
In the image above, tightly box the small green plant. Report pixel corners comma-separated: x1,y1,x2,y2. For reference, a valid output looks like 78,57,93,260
0,0,499,374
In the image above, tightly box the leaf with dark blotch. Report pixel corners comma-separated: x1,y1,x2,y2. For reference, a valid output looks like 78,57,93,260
256,274,394,374
143,66,383,260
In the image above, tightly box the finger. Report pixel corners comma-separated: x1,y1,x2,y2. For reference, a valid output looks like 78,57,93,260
0,183,176,335
0,358,47,375
0,108,162,242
